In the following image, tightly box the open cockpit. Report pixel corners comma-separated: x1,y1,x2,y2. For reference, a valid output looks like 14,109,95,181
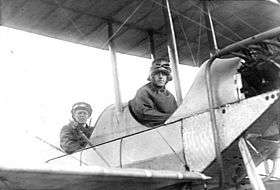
235,38,280,98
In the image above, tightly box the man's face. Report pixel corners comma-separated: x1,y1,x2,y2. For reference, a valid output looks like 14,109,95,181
152,71,167,87
73,110,90,124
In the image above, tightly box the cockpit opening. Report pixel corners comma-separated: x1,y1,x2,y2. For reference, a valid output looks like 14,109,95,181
235,38,280,98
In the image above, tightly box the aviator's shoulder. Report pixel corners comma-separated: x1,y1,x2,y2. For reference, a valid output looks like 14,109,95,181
136,83,151,95
61,123,74,133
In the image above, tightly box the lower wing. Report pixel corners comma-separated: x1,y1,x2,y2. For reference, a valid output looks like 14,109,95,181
0,164,210,190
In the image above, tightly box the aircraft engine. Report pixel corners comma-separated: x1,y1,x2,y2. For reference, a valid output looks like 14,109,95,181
235,37,280,98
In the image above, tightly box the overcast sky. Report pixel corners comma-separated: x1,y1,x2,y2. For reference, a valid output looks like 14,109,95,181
0,26,200,166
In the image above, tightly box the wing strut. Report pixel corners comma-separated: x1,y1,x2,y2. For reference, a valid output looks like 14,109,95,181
108,22,123,113
202,1,219,55
205,57,225,189
162,0,183,105
0,0,2,26
148,30,156,60
203,4,225,188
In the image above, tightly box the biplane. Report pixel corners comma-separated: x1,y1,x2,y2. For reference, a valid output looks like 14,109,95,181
0,0,280,189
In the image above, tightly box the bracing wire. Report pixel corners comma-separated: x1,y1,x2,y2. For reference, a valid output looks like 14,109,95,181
53,0,86,37
232,13,260,33
150,0,237,44
76,129,111,167
91,147,111,167
197,12,202,65
45,119,181,163
46,112,280,183
53,0,258,56
209,1,260,34
32,0,274,59
189,0,244,41
156,130,186,165
26,131,89,165
43,1,280,169
100,0,146,49
178,16,197,66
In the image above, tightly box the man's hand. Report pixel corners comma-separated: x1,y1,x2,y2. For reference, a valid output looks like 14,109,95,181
69,120,79,129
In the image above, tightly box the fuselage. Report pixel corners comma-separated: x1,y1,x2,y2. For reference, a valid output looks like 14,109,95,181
54,56,280,189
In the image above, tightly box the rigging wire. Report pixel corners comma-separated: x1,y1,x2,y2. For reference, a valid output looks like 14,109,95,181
46,114,280,184
25,130,89,166
91,147,111,167
38,118,109,167
231,13,260,33
208,1,261,34
42,1,280,167
124,2,156,56
16,0,275,59
76,128,111,167
155,130,185,165
47,88,279,162
178,16,197,66
53,0,86,37
150,0,237,44
100,0,146,49
45,119,181,163
54,0,248,56
189,0,244,41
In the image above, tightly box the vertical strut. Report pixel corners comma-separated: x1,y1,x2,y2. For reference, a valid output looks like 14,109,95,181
205,57,225,189
202,1,219,55
108,22,123,113
148,31,156,60
0,0,2,26
162,0,183,105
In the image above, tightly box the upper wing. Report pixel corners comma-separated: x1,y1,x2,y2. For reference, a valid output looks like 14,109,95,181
2,0,280,66
0,164,210,190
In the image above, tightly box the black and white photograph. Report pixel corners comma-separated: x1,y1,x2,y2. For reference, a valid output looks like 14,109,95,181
0,0,280,189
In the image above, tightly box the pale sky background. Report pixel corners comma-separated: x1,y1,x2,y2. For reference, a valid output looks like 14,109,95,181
0,26,199,166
